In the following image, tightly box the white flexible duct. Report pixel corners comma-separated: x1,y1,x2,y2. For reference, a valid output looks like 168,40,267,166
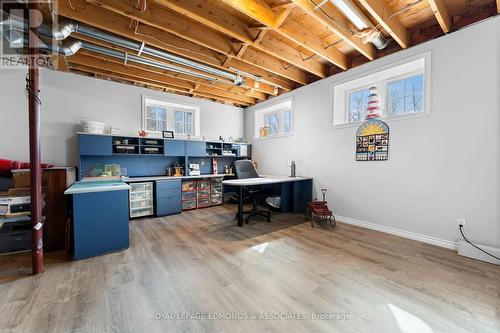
328,0,389,49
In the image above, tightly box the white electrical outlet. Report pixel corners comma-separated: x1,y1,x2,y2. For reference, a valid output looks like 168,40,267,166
457,218,466,228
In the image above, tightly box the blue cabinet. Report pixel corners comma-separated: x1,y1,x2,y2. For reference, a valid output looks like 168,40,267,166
165,140,185,156
78,134,112,156
71,189,129,260
186,141,206,156
155,180,181,217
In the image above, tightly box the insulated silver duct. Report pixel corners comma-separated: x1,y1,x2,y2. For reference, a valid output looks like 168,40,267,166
80,42,220,82
1,14,244,86
73,23,242,85
31,38,221,82
59,40,83,56
328,0,389,49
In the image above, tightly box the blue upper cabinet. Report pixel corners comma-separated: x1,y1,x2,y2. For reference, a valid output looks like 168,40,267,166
164,140,185,156
186,141,206,157
78,134,112,156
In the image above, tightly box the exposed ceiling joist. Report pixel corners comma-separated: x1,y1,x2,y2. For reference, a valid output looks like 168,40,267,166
71,33,267,100
88,0,314,82
53,54,69,71
224,58,296,91
56,0,287,94
221,0,348,69
40,0,496,107
274,6,294,27
270,1,294,10
71,50,259,104
290,0,375,60
155,0,255,43
69,63,251,106
358,0,409,49
427,0,452,33
256,33,328,77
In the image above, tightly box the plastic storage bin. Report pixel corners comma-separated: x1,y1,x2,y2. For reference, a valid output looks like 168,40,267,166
81,120,105,134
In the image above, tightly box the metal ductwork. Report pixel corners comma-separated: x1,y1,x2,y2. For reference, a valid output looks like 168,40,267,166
58,40,83,56
0,13,245,86
80,42,221,82
328,0,389,50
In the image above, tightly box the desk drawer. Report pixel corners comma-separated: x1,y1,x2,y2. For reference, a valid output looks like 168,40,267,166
156,188,181,198
155,195,181,217
156,180,181,190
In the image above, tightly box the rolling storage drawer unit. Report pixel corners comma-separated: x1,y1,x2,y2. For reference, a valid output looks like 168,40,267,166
129,182,154,218
182,181,197,211
197,180,211,208
211,178,223,205
155,180,181,217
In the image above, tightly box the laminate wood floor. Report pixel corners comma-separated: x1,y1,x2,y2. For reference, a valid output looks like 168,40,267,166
1,205,499,333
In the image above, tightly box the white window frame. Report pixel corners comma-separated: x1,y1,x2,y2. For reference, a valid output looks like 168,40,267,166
253,97,294,140
142,95,200,137
333,52,431,128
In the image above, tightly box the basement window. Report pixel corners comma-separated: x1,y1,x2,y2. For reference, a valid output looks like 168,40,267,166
333,52,431,127
142,96,200,137
174,110,194,135
254,98,293,139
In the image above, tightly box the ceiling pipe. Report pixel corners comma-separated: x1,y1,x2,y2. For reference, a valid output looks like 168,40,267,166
80,42,221,82
328,0,390,49
1,14,245,86
30,38,224,82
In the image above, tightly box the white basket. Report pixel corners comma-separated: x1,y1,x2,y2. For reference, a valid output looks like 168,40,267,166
81,120,105,134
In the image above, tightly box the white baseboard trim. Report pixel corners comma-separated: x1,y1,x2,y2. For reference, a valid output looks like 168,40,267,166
457,240,500,265
336,216,458,250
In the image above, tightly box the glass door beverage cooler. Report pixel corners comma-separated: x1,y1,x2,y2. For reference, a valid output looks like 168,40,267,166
129,182,154,218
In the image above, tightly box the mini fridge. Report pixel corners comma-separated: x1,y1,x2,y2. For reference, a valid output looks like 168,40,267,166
129,182,154,218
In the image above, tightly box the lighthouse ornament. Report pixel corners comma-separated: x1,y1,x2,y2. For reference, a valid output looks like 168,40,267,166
355,86,390,161
366,86,383,119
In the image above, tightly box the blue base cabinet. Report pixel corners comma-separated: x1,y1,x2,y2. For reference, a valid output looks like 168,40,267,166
71,189,130,260
155,180,182,217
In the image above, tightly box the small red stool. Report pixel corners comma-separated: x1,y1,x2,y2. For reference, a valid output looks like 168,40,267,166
306,189,336,228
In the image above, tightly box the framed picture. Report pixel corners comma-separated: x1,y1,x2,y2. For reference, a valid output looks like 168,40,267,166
162,130,174,139
356,119,390,162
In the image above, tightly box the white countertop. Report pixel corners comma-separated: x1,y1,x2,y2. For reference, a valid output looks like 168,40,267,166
64,179,131,195
123,174,234,182
222,175,312,186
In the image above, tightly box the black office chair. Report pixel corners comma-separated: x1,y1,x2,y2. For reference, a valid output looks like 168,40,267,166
233,160,271,224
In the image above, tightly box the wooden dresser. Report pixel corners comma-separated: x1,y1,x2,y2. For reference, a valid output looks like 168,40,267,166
8,167,76,252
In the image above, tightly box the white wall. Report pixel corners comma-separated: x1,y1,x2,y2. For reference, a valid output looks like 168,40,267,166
245,16,500,249
0,69,244,166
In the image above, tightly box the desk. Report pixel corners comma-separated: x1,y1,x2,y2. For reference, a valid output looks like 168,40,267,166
223,176,312,226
